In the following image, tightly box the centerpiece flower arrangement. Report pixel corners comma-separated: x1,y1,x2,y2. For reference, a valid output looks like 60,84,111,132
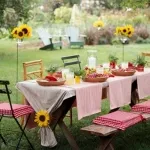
115,25,134,61
34,110,50,127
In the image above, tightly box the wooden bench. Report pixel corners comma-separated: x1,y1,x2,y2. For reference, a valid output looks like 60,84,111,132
81,113,150,150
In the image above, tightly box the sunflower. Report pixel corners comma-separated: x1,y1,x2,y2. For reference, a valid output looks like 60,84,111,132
126,25,134,37
11,27,19,38
93,20,104,28
121,26,128,37
115,27,122,35
34,110,50,127
19,24,32,38
16,28,24,39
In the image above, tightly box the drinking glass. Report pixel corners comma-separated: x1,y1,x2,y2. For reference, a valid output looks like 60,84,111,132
103,63,110,74
61,68,70,79
65,72,74,85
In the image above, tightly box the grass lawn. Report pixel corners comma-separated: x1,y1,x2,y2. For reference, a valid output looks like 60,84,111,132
1,39,150,150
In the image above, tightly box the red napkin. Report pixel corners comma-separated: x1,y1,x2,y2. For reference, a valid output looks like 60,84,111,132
93,110,143,130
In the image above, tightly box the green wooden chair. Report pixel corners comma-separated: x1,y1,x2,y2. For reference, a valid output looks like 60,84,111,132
65,26,86,48
36,27,62,50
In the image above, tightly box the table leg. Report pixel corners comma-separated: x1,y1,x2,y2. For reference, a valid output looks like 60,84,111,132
130,80,139,107
98,134,115,150
58,120,79,150
50,96,79,149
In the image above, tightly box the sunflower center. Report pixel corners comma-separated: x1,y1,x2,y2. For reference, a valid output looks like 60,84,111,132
128,31,131,34
22,28,28,34
123,29,126,32
14,30,17,34
18,32,23,37
39,115,45,122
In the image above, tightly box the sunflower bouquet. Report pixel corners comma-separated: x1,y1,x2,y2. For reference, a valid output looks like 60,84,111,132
115,25,134,61
11,24,32,95
93,20,104,30
115,25,134,40
11,24,32,39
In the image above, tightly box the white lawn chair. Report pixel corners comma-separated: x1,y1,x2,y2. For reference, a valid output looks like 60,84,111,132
36,27,62,50
65,26,86,48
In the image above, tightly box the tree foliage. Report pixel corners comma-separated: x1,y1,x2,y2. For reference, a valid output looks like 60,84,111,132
121,0,150,9
0,0,35,29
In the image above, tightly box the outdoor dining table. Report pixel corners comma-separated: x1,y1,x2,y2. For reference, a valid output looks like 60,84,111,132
16,68,150,149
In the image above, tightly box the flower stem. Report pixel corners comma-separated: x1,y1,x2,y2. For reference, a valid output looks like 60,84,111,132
122,44,124,62
16,41,19,102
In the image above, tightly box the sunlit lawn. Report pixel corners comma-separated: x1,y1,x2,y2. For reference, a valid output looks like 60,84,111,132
1,39,150,150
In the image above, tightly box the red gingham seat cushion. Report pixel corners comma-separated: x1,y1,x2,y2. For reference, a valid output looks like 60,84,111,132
132,100,150,113
0,103,34,118
93,111,144,130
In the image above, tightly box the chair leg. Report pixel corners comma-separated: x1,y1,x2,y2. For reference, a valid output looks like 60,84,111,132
0,115,6,145
0,133,7,145
14,114,34,150
70,109,73,126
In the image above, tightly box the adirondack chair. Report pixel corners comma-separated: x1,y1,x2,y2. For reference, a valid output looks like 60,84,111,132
65,26,86,48
36,27,62,50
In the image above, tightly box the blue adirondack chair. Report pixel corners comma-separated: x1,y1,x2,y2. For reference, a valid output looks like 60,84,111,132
65,26,86,48
36,27,62,50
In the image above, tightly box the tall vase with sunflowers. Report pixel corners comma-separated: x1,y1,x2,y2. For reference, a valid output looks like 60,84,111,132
115,25,134,61
11,24,32,101
11,24,32,82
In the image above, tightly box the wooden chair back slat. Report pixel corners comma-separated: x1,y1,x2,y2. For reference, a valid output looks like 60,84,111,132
61,55,81,70
23,60,44,80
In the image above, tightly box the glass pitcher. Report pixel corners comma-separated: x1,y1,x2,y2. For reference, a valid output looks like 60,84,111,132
87,50,97,69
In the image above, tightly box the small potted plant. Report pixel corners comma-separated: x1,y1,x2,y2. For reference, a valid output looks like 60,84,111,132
46,64,60,77
74,69,86,84
134,55,147,72
108,54,119,69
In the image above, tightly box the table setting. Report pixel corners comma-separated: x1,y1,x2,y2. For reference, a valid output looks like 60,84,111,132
15,49,150,148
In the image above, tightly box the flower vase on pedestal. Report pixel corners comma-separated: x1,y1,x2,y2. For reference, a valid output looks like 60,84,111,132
115,25,134,62
11,24,32,102
120,37,128,62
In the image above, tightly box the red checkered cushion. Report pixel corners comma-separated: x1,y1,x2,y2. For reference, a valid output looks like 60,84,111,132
0,103,34,118
93,111,143,130
132,100,150,113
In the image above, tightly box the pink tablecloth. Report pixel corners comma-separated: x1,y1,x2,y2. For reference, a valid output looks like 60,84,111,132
107,76,132,109
66,82,102,120
136,69,150,99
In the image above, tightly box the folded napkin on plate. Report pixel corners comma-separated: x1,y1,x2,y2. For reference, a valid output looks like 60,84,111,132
68,82,102,120
132,100,150,113
93,111,143,130
107,77,132,109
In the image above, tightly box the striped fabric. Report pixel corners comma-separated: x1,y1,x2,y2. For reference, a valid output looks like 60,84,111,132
93,111,144,130
132,100,150,113
0,103,34,118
